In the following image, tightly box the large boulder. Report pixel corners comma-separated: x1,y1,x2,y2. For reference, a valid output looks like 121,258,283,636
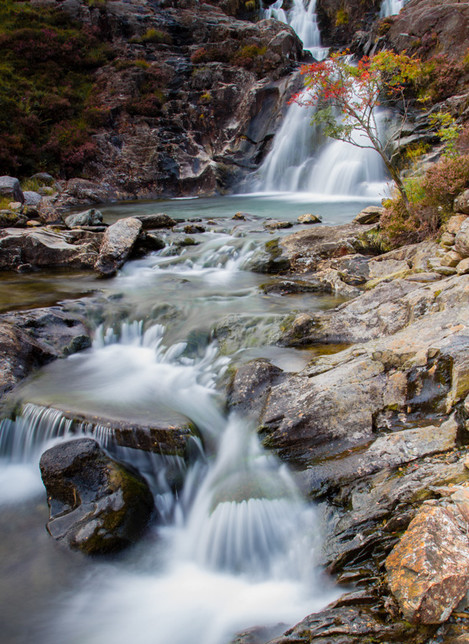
134,213,177,229
454,219,469,258
94,217,142,277
40,438,154,554
454,190,469,215
0,176,24,204
0,227,101,271
64,208,104,229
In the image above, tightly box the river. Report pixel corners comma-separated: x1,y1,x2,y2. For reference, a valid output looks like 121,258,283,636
0,1,400,642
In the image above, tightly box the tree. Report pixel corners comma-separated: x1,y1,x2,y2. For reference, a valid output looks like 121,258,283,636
292,51,423,205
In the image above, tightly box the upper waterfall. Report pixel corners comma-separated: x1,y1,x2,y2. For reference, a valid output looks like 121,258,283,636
380,0,406,17
254,0,388,198
264,0,327,60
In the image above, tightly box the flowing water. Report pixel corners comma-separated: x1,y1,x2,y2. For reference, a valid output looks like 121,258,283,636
0,3,394,642
380,0,406,18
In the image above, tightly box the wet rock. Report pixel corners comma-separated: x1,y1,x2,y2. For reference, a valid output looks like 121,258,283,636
228,359,282,419
0,176,24,204
64,208,104,229
264,220,293,230
40,438,154,555
386,504,469,624
353,205,384,225
297,213,321,224
134,213,177,230
269,589,432,644
0,227,101,271
95,217,142,277
183,224,205,234
132,232,165,257
244,238,290,274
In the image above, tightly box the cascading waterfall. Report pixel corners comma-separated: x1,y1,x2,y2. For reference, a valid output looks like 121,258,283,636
254,0,388,197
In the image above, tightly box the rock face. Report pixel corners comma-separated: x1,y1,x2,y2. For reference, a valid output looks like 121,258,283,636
40,438,154,554
386,503,469,624
94,217,142,277
316,0,381,48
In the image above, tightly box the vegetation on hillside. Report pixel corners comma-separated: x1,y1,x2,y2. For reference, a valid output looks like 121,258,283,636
0,0,116,177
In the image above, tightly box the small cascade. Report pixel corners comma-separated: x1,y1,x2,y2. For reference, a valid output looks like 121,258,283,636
380,0,406,17
264,0,328,60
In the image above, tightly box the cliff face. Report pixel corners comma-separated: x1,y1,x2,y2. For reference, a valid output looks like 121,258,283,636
316,0,381,48
2,0,304,198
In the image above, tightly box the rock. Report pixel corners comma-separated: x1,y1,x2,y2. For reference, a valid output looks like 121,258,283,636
132,232,165,257
353,205,384,225
30,172,56,187
134,213,177,229
446,215,468,235
0,228,101,271
264,220,293,230
183,224,205,234
64,208,104,229
386,504,469,624
244,238,290,274
0,307,91,398
0,211,27,228
95,217,142,277
439,250,462,268
454,218,469,257
22,191,42,214
57,178,115,209
228,359,282,419
454,190,469,215
0,176,24,204
440,232,455,247
232,212,248,220
280,222,376,273
297,213,321,224
457,258,469,275
40,438,154,554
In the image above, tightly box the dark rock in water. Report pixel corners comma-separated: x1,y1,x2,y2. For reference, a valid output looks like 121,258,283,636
297,213,321,224
0,176,24,204
95,217,142,277
229,359,282,419
40,438,154,555
245,238,290,274
64,208,104,229
264,220,293,230
132,232,165,257
183,224,205,234
134,213,177,230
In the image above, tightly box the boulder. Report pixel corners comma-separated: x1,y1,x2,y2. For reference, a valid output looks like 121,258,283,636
64,208,104,229
353,205,384,225
134,213,177,230
40,438,154,554
454,190,469,216
297,213,321,224
446,215,467,235
94,217,142,277
228,359,282,419
0,227,101,270
0,211,27,228
23,191,42,214
454,219,469,257
244,238,290,274
386,504,469,624
0,176,24,204
264,220,293,230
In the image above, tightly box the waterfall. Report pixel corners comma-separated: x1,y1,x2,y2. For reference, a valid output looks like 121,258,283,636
264,0,328,60
380,0,406,17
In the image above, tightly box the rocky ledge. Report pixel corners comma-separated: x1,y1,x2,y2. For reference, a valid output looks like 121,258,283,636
229,202,469,641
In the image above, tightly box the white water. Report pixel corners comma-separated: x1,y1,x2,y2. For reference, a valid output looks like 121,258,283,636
380,0,406,18
0,321,338,643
